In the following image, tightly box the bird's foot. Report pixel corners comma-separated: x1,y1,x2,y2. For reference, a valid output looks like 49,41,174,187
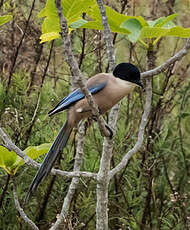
91,107,102,122
92,117,113,139
92,115,98,122
91,108,113,139
105,124,113,139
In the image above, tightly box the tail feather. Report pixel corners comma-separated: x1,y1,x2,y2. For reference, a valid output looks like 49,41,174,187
25,121,72,202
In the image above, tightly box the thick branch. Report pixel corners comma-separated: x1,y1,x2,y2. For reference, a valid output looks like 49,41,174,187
1,34,190,181
95,1,116,230
55,0,110,138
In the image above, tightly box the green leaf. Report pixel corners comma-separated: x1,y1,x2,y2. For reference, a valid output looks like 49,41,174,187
142,25,190,40
148,17,166,27
179,112,190,119
39,0,151,41
120,18,142,42
0,15,13,26
40,32,60,43
39,0,97,42
79,21,103,30
167,26,190,38
162,20,176,29
82,6,148,34
139,22,190,46
80,5,131,34
38,2,190,45
136,14,181,46
140,26,169,39
41,17,60,35
156,14,177,28
0,143,51,175
69,19,88,29
26,143,51,159
147,14,177,28
38,0,57,18
103,6,130,34
16,143,51,167
0,145,17,175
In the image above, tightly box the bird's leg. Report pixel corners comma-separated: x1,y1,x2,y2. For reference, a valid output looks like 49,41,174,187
105,124,113,139
91,108,113,139
91,115,98,122
91,107,102,121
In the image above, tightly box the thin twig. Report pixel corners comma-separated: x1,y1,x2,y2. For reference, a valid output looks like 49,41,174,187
22,93,41,149
109,75,152,179
79,14,86,69
40,40,54,88
108,37,190,179
6,0,37,94
12,179,39,230
0,127,38,167
141,38,190,78
27,42,43,96
52,168,97,179
0,174,10,208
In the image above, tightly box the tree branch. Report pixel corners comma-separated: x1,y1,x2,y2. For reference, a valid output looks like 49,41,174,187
0,127,38,168
141,38,190,78
12,179,39,230
61,122,85,214
1,34,189,181
109,75,152,179
109,37,190,179
6,0,37,94
0,127,97,180
54,168,97,180
96,0,115,71
55,0,110,138
50,122,86,230
95,0,116,229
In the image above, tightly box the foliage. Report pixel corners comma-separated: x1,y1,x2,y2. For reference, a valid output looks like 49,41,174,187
0,15,12,26
39,0,190,49
0,144,51,175
39,0,97,42
0,0,190,229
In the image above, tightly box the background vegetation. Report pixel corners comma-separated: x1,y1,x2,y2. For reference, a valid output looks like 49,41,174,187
1,0,190,229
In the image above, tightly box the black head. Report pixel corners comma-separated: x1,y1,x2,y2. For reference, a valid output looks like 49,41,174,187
113,63,143,87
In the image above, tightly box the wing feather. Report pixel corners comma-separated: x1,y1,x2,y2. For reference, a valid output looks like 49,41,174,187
48,82,107,116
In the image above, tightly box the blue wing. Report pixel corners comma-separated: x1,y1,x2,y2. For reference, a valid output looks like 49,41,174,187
48,82,107,116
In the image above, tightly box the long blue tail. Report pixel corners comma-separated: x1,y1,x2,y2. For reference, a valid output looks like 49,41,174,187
25,121,72,202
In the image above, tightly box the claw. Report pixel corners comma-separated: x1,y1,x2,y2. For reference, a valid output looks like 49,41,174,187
105,125,113,139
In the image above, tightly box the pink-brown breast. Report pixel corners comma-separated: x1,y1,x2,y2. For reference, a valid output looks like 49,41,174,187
67,73,136,127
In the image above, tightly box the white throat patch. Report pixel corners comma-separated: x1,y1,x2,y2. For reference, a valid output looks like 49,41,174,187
115,77,136,89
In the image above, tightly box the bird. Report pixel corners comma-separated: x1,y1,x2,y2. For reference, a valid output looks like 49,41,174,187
25,62,143,201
